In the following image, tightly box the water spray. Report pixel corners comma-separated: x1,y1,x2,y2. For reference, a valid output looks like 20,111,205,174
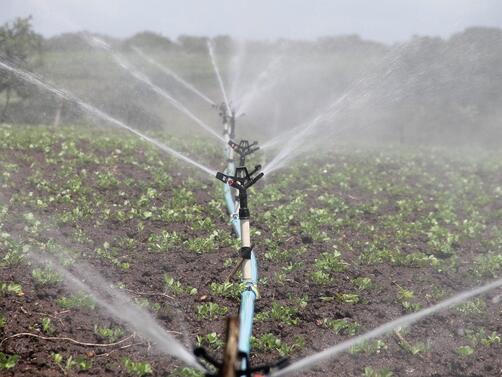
83,34,225,144
217,102,241,236
208,40,231,112
27,253,202,370
0,60,217,177
132,46,217,107
272,277,502,377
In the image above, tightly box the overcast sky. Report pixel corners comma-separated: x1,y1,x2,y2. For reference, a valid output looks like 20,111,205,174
1,0,501,43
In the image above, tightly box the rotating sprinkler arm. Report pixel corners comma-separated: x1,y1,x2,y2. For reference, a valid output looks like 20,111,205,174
228,140,260,167
194,317,289,377
195,348,289,377
216,165,263,279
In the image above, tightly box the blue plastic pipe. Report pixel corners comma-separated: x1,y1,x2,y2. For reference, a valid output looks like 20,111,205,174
222,129,258,374
238,251,258,369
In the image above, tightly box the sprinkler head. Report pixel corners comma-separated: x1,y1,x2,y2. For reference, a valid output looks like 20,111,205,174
216,165,264,191
228,139,259,167
194,347,289,377
218,103,236,138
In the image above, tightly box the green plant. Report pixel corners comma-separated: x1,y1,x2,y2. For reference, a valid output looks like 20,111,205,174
196,332,224,350
252,333,305,356
57,293,96,310
0,352,19,370
456,345,474,357
256,303,299,326
353,277,373,290
464,327,501,347
396,334,427,356
314,250,349,273
41,317,54,335
362,367,393,377
0,282,23,296
0,313,6,329
396,286,422,312
164,275,197,296
310,270,332,285
169,367,204,377
471,253,502,278
123,357,153,376
456,298,486,315
32,267,62,286
337,293,360,304
349,339,387,354
52,353,91,374
323,318,359,336
209,281,243,299
196,303,228,320
94,325,124,342
147,231,181,252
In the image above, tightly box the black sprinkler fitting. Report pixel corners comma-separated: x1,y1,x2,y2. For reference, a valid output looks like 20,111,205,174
228,139,260,167
194,347,289,377
216,165,263,220
240,245,254,260
215,165,264,192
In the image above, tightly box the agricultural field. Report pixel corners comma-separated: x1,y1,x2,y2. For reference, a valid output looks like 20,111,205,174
0,124,501,377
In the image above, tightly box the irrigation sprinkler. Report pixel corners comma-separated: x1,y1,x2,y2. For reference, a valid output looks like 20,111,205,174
215,102,241,236
229,140,260,168
194,165,288,376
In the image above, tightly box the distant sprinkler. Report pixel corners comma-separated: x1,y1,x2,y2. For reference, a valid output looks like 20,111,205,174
228,139,260,167
215,102,237,140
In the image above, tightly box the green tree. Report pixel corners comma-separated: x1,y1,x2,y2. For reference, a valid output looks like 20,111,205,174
0,16,42,121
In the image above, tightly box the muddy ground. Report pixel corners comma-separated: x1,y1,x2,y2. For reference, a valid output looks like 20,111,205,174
0,126,501,377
